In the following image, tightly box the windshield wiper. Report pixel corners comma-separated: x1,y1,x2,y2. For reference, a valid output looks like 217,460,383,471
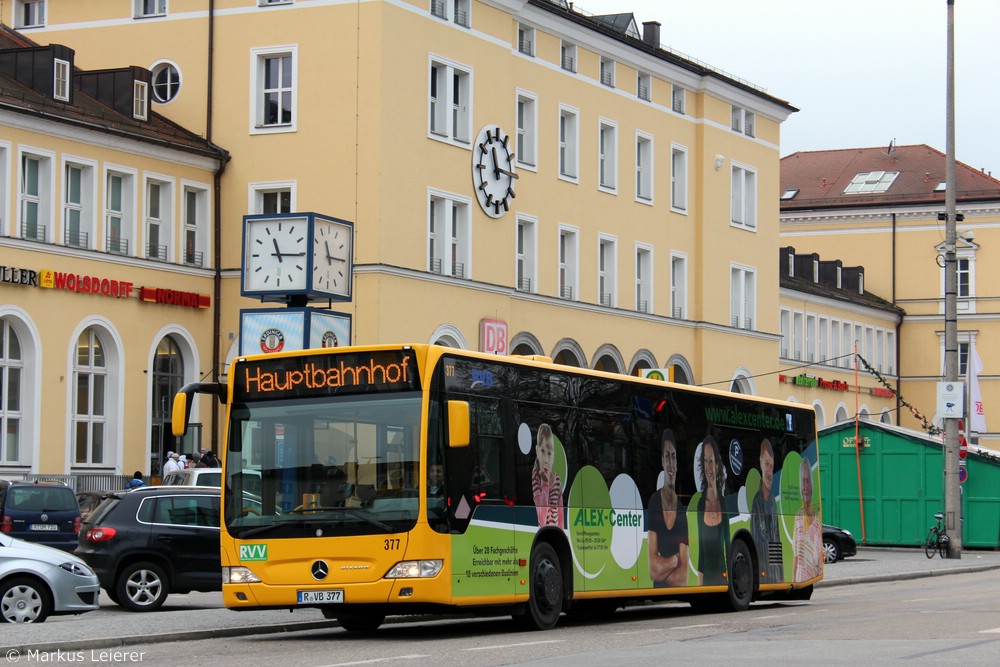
236,521,297,540
289,506,396,533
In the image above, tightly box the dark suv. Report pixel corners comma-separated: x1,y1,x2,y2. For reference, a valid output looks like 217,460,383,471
75,486,221,611
0,480,81,552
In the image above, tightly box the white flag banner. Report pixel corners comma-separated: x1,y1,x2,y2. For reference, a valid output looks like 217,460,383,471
968,341,987,433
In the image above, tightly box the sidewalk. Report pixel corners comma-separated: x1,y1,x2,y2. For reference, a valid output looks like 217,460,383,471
5,547,999,653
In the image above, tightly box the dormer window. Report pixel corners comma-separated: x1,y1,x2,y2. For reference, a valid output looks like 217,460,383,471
134,81,149,120
813,259,819,283
53,59,70,102
16,1,46,29
858,272,864,294
787,252,794,277
844,171,899,193
781,188,799,200
836,266,842,288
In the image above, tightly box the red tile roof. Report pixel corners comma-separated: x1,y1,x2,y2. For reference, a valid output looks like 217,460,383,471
780,144,1000,211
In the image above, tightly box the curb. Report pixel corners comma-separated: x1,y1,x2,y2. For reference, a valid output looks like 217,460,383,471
815,562,1000,588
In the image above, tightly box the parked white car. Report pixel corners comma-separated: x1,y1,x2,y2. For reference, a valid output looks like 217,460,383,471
161,468,261,495
0,533,100,623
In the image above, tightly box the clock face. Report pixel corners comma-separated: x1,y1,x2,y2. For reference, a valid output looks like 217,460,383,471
243,217,308,293
473,125,517,218
312,219,352,296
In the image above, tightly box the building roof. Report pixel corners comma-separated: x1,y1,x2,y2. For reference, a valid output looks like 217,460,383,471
780,144,1000,211
780,246,905,318
0,24,227,163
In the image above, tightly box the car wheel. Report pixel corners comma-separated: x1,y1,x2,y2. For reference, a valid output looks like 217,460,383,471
116,562,169,612
823,539,840,564
0,576,52,623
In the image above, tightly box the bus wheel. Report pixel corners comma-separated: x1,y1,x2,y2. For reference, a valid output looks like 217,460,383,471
724,539,755,612
516,542,563,630
335,612,385,632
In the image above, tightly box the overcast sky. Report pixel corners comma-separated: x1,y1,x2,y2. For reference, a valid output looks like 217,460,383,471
589,0,1000,173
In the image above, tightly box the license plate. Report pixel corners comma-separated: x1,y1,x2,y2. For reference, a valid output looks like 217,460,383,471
28,524,58,531
297,589,344,604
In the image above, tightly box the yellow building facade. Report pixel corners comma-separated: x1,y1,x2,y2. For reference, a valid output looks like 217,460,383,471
13,1,800,471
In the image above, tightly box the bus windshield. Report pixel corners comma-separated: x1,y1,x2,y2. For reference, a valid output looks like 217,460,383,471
225,391,423,539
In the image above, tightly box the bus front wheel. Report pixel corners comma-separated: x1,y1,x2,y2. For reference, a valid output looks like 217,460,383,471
515,541,563,631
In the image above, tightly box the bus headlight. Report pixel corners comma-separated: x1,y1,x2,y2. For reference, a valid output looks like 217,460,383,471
223,566,262,584
384,560,443,578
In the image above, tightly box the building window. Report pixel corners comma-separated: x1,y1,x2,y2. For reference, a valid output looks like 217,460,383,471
558,226,578,300
517,23,534,57
429,57,471,145
0,320,23,464
252,46,297,132
133,81,149,120
635,245,652,313
819,317,830,363
430,0,470,27
635,132,653,202
730,265,756,330
672,85,685,114
598,236,617,307
958,257,971,297
151,62,181,103
637,72,651,101
806,314,817,362
670,253,687,319
135,0,167,17
516,91,537,167
516,216,537,293
599,56,615,87
15,1,45,28
183,185,209,267
428,192,470,279
558,105,579,180
251,182,294,214
780,309,791,358
19,154,49,242
561,41,576,72
731,163,757,229
844,171,899,194
106,170,134,255
731,105,755,137
831,319,841,367
73,328,108,466
63,161,95,248
671,145,687,212
145,179,172,261
598,120,617,192
53,58,70,102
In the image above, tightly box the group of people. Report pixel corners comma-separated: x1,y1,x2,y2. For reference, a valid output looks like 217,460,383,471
647,429,823,588
162,449,220,474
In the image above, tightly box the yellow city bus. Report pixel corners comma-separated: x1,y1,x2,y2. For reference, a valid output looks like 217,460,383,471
172,344,820,631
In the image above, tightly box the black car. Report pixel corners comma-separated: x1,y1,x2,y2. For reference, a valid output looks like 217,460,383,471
75,486,221,611
0,480,81,553
823,524,858,563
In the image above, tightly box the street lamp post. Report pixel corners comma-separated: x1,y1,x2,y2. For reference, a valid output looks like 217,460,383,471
943,0,962,558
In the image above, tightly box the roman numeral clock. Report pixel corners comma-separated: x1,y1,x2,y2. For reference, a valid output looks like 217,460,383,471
473,125,518,218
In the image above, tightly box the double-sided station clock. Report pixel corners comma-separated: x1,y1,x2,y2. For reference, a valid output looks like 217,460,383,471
241,212,354,303
473,125,518,218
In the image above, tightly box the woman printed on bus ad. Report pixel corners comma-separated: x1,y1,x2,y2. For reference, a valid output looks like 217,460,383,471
793,458,823,581
695,435,728,586
532,423,564,527
646,429,689,587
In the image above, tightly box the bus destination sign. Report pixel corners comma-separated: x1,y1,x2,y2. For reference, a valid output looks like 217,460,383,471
235,349,420,401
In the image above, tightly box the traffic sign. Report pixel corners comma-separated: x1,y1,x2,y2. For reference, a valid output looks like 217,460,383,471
959,433,968,460
958,467,968,484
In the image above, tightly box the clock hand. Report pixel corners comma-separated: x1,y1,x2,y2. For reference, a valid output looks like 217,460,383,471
496,166,519,179
324,240,334,265
491,147,501,180
271,237,284,262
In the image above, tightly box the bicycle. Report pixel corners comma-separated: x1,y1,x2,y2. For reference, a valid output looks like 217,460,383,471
925,512,950,559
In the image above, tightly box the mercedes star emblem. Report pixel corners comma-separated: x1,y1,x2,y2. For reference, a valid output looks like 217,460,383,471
311,560,329,580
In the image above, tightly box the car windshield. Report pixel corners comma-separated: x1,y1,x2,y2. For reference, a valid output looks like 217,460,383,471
225,392,422,538
9,487,77,512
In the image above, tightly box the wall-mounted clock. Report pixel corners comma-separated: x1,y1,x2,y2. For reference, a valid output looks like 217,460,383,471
473,125,518,218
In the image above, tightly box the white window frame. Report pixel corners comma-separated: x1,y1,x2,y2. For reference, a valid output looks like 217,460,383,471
731,162,757,230
517,23,535,57
182,181,210,268
71,326,114,469
0,318,25,465
805,313,817,362
15,0,45,29
731,105,755,137
249,180,296,214
818,317,830,363
671,144,688,212
671,85,685,114
637,72,651,102
144,175,174,262
598,118,618,193
670,252,687,319
516,90,538,169
134,0,167,18
560,41,577,73
104,165,137,256
558,225,579,301
730,264,756,330
597,234,617,308
780,308,791,358
635,243,653,313
133,80,149,121
53,58,70,102
428,55,472,146
599,56,615,87
18,148,54,243
635,131,653,203
151,60,182,104
250,45,298,134
62,156,97,250
515,215,537,293
430,0,470,28
558,104,579,182
830,319,841,367
428,189,471,279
